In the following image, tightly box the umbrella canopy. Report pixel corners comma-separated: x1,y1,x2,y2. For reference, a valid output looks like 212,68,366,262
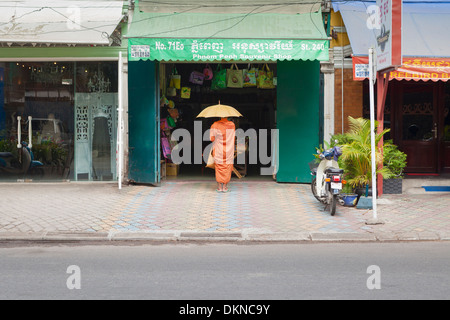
196,102,243,118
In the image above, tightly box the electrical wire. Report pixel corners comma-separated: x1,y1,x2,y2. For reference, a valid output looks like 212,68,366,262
0,5,123,43
130,1,324,38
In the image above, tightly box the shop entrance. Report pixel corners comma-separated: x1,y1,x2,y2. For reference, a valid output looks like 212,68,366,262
160,62,277,181
364,80,450,174
397,82,439,173
128,59,321,185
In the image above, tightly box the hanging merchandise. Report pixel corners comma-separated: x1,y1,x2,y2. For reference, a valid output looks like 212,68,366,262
167,67,178,96
257,64,276,89
181,87,191,99
166,86,176,97
160,95,169,106
189,70,205,85
243,64,257,87
169,66,181,89
160,118,170,131
167,131,178,150
161,131,172,159
167,115,176,128
211,64,227,90
227,63,244,88
168,100,175,109
167,108,179,119
203,64,213,80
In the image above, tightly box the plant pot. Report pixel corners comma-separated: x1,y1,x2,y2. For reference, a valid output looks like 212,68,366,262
341,193,359,207
383,178,403,194
354,187,372,197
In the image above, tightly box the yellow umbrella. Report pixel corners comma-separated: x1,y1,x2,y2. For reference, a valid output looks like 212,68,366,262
196,101,243,118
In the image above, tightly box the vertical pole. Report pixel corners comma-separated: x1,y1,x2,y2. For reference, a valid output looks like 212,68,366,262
17,116,22,148
341,15,344,134
376,71,390,197
28,116,32,149
341,52,344,133
368,48,378,220
117,51,123,189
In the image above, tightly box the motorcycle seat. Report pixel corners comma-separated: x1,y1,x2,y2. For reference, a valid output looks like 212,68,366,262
325,168,344,174
0,152,14,158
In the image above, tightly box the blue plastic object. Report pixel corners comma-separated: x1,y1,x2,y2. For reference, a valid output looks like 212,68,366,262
356,196,373,209
341,193,358,207
422,186,450,192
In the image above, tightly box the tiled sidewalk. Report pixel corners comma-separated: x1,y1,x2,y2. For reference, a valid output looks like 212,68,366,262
106,181,368,233
0,180,449,241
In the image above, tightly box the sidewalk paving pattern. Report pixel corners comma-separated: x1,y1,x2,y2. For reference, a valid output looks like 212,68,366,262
0,180,449,242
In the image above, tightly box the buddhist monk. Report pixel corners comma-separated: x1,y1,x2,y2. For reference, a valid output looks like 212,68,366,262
210,117,235,192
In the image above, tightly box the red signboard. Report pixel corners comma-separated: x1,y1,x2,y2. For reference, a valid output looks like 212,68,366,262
353,56,450,82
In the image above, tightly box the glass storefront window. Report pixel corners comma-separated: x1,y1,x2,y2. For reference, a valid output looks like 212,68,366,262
0,61,118,182
74,62,118,181
0,62,74,181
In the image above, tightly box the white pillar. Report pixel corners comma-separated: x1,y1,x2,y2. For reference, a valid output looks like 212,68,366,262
321,48,335,143
117,52,124,189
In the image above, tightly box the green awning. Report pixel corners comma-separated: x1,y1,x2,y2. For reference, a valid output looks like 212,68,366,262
129,38,328,62
126,6,329,62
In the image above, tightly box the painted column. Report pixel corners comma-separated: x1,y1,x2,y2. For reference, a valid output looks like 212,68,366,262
321,48,335,143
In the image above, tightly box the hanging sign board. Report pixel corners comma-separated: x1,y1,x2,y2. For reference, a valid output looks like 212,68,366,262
353,56,450,82
128,38,329,62
375,0,402,71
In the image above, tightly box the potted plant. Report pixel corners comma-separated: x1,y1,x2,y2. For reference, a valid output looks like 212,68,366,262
382,139,407,194
336,117,392,197
0,139,17,155
32,139,68,177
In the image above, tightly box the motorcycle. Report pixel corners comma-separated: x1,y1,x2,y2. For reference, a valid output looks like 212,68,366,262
0,141,44,179
310,145,344,216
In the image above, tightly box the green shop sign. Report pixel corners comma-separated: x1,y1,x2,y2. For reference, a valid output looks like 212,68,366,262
128,38,329,62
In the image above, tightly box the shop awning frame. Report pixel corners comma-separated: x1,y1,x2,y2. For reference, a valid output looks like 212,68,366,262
126,3,330,62
0,0,125,46
128,37,329,62
127,1,327,40
137,0,322,15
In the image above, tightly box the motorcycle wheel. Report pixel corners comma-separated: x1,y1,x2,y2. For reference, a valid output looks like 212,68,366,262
311,177,321,201
330,194,337,216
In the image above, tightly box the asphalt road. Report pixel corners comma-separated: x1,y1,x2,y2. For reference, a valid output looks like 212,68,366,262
0,242,449,301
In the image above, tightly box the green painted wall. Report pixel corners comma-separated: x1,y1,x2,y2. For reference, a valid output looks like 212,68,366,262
276,60,320,183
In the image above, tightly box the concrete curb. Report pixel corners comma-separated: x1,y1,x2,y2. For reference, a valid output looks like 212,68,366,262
0,230,449,243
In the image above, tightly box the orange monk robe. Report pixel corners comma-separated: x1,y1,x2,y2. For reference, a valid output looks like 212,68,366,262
210,119,235,184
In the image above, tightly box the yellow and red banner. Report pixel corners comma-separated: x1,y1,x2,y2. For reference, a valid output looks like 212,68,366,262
353,56,450,82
